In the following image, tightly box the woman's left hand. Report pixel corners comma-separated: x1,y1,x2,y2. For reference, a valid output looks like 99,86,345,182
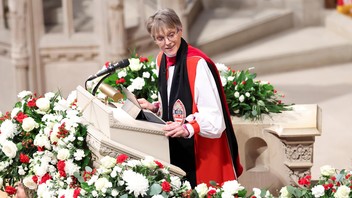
162,122,189,138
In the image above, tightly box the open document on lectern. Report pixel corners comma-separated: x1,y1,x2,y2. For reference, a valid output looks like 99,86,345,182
121,87,165,125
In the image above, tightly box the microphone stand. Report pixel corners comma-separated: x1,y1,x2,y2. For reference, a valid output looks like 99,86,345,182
90,72,114,96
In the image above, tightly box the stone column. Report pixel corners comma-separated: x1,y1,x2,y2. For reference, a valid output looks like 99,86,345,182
0,1,5,29
106,0,127,60
8,0,29,93
284,0,324,27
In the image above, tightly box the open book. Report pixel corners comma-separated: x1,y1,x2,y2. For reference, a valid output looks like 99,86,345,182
121,87,165,125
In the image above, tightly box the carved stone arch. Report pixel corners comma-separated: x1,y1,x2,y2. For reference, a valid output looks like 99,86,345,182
245,137,269,172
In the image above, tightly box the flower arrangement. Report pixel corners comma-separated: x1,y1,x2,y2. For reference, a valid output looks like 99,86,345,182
102,51,159,102
0,90,91,197
215,64,292,120
94,51,292,120
278,165,352,198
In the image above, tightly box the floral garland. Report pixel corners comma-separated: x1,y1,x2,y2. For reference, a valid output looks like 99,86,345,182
0,91,351,197
91,53,292,120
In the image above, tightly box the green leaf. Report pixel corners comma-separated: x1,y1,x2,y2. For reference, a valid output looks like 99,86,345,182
149,183,162,195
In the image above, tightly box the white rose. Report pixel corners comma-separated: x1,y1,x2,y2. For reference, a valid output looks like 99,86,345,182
111,189,119,197
44,92,55,100
222,180,244,195
36,98,51,112
334,186,350,198
34,134,51,149
23,176,37,190
253,188,261,197
227,76,235,81
57,149,70,161
22,117,38,132
142,72,150,78
279,186,291,198
234,91,240,98
312,185,325,198
221,192,233,198
245,92,250,97
2,140,18,158
100,156,116,169
195,183,208,197
50,130,59,143
320,165,335,177
239,95,245,102
129,58,142,71
170,176,181,190
141,156,156,169
131,77,145,90
17,90,32,99
118,70,127,78
11,107,20,118
220,76,227,86
95,177,112,192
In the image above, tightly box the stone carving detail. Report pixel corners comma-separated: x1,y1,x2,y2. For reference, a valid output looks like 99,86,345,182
288,168,311,186
285,144,313,162
41,50,99,63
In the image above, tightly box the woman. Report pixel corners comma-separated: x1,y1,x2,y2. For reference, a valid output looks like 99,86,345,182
138,8,243,187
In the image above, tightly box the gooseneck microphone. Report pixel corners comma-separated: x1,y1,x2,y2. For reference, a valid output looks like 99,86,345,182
87,59,130,81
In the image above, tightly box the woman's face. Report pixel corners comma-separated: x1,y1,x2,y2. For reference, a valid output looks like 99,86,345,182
153,27,182,57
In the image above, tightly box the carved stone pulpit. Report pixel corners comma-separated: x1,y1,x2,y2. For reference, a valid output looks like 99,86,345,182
76,85,185,177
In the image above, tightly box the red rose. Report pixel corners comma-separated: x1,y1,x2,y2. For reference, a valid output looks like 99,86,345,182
208,189,216,196
19,153,30,163
37,146,45,151
39,173,52,184
15,112,28,123
116,154,128,163
241,81,246,85
139,56,149,63
5,186,17,195
154,160,164,169
27,98,37,108
32,175,38,183
73,188,81,198
233,81,237,86
57,160,66,177
161,181,171,192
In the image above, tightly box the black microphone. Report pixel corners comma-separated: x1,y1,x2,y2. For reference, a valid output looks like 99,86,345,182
87,59,130,81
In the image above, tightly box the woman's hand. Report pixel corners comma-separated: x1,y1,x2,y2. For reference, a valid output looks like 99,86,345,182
163,122,189,138
137,98,154,111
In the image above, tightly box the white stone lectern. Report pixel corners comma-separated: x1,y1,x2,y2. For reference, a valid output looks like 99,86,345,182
76,86,185,177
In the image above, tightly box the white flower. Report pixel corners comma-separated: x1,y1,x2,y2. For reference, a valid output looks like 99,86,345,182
170,176,181,190
2,140,18,158
227,76,235,81
44,92,55,100
126,159,141,167
0,119,17,141
141,156,157,169
18,165,26,175
151,93,158,100
253,188,262,197
129,58,143,71
118,70,127,78
50,129,59,144
64,160,81,176
143,72,150,78
334,186,350,198
0,177,3,188
239,95,245,102
57,148,70,161
312,185,325,198
17,90,32,99
34,134,51,149
95,177,112,193
131,77,145,90
122,170,149,197
220,76,227,86
234,91,240,98
22,117,39,132
111,189,119,196
23,176,37,190
279,186,291,198
195,183,208,197
215,63,228,73
11,107,20,118
152,195,164,198
73,149,85,161
320,165,335,177
0,111,2,117
36,97,51,112
245,92,250,97
222,180,244,195
101,156,117,169
182,181,192,191
221,192,234,198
